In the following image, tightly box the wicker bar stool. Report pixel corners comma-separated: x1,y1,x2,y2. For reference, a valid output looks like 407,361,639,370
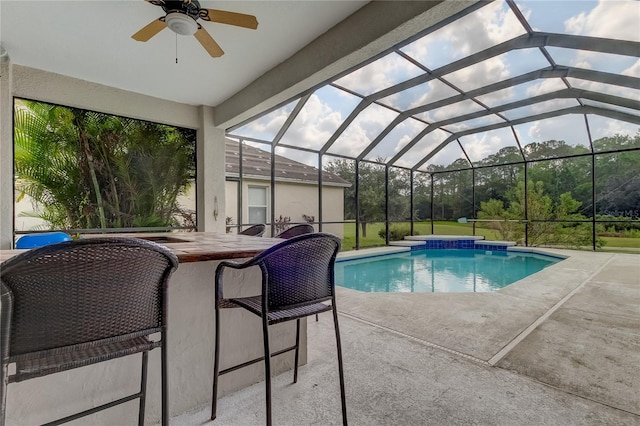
211,233,347,426
0,237,178,426
274,224,314,239
239,224,266,237
273,224,321,321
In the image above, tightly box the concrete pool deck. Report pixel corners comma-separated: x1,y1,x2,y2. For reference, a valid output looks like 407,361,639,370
171,249,639,425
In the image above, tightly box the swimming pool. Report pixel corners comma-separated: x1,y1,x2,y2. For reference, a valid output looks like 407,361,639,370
334,249,562,293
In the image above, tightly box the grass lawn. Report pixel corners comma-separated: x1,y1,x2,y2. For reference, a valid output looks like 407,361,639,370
600,236,640,249
340,222,640,252
340,222,501,251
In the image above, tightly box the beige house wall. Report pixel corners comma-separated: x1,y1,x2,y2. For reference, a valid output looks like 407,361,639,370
225,179,345,238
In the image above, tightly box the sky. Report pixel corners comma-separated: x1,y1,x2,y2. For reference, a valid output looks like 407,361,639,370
231,0,639,169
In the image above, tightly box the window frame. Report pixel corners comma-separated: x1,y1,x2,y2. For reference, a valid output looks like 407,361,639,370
247,185,269,225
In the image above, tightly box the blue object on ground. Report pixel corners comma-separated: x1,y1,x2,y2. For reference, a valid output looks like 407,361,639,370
15,232,72,249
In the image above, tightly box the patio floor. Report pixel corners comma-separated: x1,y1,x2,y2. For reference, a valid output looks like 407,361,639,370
171,249,639,425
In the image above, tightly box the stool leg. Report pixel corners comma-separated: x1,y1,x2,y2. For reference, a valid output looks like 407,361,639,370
161,336,168,426
0,364,7,426
211,305,221,420
333,307,348,426
293,319,300,383
262,316,272,426
138,351,149,426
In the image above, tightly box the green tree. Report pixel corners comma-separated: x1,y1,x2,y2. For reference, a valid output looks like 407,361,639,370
14,100,196,230
477,199,520,241
413,172,431,220
423,159,473,221
594,134,640,217
477,180,603,248
324,158,410,237
508,181,555,246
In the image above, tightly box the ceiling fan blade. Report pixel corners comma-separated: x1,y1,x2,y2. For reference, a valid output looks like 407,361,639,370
132,18,167,42
194,27,224,57
200,9,258,29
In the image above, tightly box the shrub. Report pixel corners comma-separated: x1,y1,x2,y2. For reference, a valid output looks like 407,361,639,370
274,215,291,234
378,224,411,241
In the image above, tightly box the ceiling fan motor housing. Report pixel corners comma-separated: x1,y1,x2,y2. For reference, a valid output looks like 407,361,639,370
160,0,201,19
160,0,201,36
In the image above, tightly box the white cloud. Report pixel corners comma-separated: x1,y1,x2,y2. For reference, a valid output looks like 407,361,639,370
557,1,640,74
524,115,589,147
463,134,492,163
565,1,640,42
237,102,295,140
420,99,485,124
330,105,399,157
525,78,569,98
404,0,525,67
395,128,450,168
528,98,580,116
408,80,459,110
366,119,427,160
280,94,344,150
588,115,639,140
622,59,640,78
334,52,423,96
460,127,519,163
444,54,511,92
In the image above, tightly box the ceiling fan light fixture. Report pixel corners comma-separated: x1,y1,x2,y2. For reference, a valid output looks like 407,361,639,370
165,12,198,36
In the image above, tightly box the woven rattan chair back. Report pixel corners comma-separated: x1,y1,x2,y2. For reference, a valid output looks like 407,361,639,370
239,224,266,237
274,224,315,240
258,232,336,311
0,237,178,426
212,233,347,426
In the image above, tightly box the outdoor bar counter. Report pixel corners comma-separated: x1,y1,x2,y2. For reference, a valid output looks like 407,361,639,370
0,232,304,425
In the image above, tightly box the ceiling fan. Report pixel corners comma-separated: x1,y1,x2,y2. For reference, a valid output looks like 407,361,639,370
132,0,258,58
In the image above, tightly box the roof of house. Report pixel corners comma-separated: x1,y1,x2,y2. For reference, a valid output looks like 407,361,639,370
225,140,350,187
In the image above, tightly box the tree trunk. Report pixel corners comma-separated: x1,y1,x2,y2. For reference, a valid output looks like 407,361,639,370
79,130,107,229
361,222,367,238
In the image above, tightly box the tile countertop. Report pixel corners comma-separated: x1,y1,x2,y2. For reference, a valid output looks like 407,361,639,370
1,232,284,263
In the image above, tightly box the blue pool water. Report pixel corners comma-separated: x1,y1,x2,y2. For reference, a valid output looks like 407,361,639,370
334,249,562,293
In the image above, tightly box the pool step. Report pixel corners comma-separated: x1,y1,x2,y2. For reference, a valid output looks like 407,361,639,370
389,240,426,247
475,240,516,251
404,235,485,241
391,235,517,251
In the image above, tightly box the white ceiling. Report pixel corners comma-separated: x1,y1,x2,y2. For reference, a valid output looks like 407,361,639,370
0,0,367,107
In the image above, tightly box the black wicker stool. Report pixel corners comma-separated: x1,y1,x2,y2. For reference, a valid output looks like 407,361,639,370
274,224,314,239
0,238,178,426
239,224,266,237
211,233,347,426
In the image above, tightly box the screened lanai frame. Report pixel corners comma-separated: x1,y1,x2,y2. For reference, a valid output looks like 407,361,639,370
227,0,640,251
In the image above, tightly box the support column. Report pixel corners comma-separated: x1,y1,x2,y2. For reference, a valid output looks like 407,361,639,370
197,106,226,233
0,58,13,248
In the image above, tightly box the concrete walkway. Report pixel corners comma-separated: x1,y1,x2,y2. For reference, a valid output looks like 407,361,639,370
172,250,639,425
